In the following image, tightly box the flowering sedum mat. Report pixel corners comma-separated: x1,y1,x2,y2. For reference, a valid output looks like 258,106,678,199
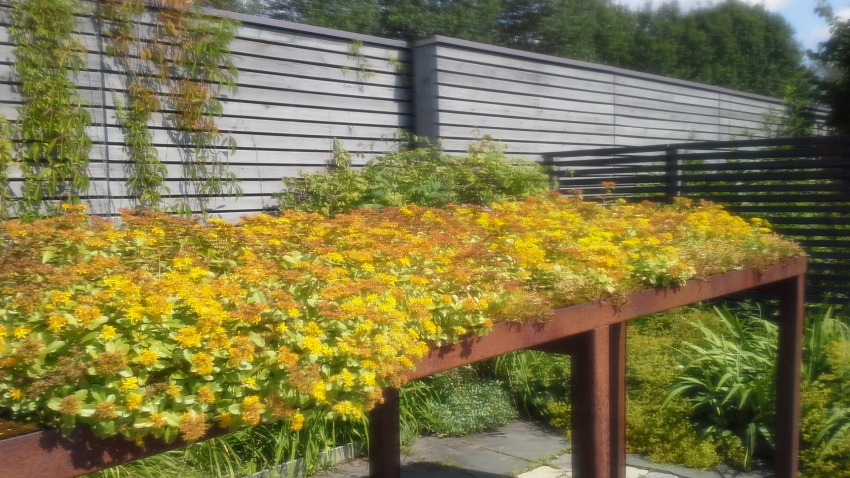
0,195,802,444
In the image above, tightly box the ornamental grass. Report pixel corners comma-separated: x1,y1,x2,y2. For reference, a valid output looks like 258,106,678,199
0,194,802,444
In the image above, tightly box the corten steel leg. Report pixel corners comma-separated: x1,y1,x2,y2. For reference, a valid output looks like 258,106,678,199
369,387,400,478
569,324,627,478
609,323,626,478
773,274,805,478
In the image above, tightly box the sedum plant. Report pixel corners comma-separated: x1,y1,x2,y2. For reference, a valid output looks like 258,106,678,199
0,196,801,445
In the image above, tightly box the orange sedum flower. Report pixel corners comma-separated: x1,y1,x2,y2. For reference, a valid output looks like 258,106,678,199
0,196,802,444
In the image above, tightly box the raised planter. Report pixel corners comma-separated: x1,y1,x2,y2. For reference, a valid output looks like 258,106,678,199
0,257,807,478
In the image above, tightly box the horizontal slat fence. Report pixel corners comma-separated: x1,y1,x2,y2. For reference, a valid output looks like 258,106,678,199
0,2,412,220
0,2,831,219
412,36,829,160
544,135,850,302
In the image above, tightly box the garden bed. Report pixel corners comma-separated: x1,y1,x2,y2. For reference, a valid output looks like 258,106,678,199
0,257,806,478
0,196,807,477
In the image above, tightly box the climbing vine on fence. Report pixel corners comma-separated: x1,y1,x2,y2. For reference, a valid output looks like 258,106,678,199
9,0,92,219
0,115,13,220
96,0,241,215
95,0,167,210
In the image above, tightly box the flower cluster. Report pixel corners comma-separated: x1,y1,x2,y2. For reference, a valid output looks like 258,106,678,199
0,196,802,443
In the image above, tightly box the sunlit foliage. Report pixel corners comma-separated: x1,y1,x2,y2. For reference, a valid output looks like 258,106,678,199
0,196,801,444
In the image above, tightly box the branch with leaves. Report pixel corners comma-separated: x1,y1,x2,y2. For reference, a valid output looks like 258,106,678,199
9,0,92,219
97,0,241,215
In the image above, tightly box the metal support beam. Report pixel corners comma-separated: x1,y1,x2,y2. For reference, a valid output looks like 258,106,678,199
0,260,806,478
609,323,626,478
545,325,626,478
369,387,400,478
568,324,627,478
773,275,804,478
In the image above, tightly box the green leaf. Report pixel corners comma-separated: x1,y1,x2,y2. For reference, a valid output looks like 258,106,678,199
42,247,57,264
248,332,265,348
47,397,63,411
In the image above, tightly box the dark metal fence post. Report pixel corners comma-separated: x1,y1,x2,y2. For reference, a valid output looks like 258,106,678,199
665,148,682,202
542,153,558,192
773,274,805,478
369,387,400,478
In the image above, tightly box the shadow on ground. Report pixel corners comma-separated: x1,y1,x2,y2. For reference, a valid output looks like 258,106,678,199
400,462,509,478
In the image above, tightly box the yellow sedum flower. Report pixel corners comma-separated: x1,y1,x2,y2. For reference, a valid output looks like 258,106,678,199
47,315,69,332
126,394,143,410
312,380,327,402
138,349,159,367
191,352,214,375
121,377,139,392
290,412,305,431
13,326,32,339
0,195,802,445
100,325,117,341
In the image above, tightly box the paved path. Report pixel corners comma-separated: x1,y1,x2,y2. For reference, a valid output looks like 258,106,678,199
316,420,773,478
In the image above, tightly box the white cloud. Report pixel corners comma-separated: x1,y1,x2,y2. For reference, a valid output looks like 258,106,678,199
803,24,833,46
836,7,850,20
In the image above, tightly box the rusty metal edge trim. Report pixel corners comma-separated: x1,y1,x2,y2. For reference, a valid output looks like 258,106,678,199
407,257,807,379
0,257,806,478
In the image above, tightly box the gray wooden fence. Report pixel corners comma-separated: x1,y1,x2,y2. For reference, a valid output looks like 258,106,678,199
0,3,826,220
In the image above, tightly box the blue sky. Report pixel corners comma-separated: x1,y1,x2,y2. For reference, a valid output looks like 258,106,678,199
615,0,850,54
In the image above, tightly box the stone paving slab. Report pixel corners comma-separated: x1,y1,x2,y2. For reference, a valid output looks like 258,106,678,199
517,465,570,478
406,435,530,476
316,420,774,478
318,420,566,478
625,454,773,478
453,421,568,461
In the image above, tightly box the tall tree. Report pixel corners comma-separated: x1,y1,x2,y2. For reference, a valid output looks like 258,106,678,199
811,1,850,133
265,0,383,35
381,0,502,43
205,0,265,15
672,0,807,96
239,0,809,98
532,0,634,64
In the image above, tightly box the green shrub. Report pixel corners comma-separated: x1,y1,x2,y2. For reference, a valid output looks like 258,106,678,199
477,308,730,468
475,304,850,476
476,350,570,420
627,397,722,469
277,137,550,215
626,307,730,468
801,370,850,478
798,306,850,477
664,306,778,469
401,368,517,437
664,304,850,475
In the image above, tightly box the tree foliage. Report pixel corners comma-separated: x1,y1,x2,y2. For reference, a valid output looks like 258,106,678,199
248,0,809,97
810,1,850,133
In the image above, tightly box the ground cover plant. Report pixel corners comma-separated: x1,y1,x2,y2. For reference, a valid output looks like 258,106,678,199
400,367,516,437
483,304,850,477
0,195,802,448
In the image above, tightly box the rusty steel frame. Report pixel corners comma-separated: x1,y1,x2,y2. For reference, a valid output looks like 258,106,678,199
0,258,806,478
373,257,806,478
